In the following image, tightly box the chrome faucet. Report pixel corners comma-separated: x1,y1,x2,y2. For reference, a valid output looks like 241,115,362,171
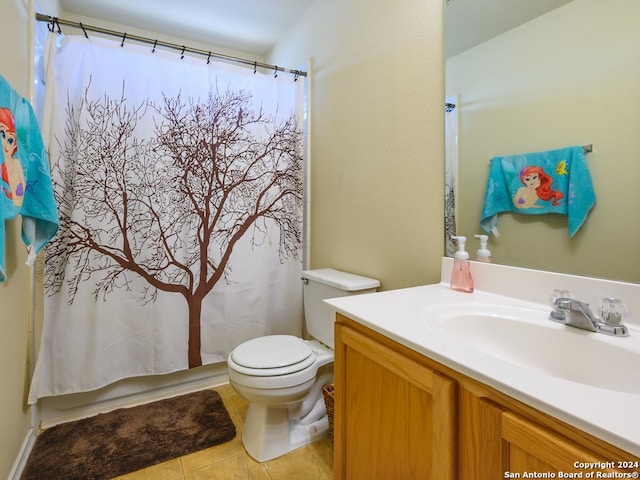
550,297,629,337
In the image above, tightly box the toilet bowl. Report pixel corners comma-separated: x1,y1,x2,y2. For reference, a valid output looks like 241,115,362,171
227,268,379,462
228,335,334,462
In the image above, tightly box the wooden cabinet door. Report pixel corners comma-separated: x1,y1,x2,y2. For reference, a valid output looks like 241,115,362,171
460,392,621,479
501,412,619,477
334,322,456,480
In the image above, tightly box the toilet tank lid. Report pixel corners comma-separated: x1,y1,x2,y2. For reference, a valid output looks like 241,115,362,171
302,268,380,291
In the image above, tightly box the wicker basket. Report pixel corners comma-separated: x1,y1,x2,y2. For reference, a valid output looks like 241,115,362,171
322,383,335,447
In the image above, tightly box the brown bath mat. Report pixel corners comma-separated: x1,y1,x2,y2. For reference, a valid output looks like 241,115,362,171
22,389,236,480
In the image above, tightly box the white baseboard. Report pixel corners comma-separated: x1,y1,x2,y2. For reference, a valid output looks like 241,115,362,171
8,427,37,480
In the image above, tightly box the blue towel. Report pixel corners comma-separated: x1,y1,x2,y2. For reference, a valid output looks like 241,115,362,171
0,74,58,282
480,146,596,237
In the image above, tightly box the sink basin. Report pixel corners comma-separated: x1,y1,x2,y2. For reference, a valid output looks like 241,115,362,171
423,303,640,394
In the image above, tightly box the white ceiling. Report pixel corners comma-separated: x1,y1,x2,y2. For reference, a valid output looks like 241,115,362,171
56,0,574,58
57,0,316,55
445,0,574,58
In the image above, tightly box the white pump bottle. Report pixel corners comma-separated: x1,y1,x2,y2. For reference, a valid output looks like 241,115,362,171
474,234,492,263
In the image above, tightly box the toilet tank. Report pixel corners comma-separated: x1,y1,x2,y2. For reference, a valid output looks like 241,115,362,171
301,268,380,349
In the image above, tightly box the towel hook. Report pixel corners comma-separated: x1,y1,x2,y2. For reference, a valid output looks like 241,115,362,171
79,22,89,39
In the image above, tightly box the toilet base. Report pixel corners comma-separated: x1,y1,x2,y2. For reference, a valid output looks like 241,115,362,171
242,394,329,462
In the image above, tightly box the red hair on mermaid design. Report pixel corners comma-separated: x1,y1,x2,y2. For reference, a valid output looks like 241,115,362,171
1,107,25,205
0,107,17,157
518,165,563,206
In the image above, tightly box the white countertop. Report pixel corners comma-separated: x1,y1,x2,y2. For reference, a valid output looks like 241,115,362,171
324,258,640,457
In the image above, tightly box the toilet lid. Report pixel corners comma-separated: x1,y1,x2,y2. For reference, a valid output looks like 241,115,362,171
231,335,314,373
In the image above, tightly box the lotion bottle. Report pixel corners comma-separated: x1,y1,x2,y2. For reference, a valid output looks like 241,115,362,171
451,235,474,293
474,234,492,263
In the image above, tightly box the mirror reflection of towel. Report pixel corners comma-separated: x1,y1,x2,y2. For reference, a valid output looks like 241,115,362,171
480,146,596,237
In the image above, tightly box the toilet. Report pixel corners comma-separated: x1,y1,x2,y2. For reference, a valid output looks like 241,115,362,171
227,268,380,462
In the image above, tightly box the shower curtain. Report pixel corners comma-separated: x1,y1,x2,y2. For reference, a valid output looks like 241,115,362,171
29,33,305,402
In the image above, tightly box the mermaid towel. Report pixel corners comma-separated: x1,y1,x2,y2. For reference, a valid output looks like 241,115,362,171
0,74,58,282
480,146,596,237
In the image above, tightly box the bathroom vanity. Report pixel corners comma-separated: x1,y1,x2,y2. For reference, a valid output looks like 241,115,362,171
326,259,640,480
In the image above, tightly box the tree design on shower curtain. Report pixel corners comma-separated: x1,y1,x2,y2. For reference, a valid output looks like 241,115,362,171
45,84,303,368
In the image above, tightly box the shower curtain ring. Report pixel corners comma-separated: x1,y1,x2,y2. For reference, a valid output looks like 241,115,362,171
253,61,257,74
79,22,89,38
152,39,157,53
274,66,278,78
121,32,127,47
180,46,185,60
207,52,211,64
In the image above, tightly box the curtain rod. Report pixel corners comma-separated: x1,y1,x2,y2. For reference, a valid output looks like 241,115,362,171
35,13,307,78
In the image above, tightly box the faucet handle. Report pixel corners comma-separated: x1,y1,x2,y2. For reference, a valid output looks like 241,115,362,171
554,298,575,313
549,289,573,308
599,298,628,327
549,291,575,323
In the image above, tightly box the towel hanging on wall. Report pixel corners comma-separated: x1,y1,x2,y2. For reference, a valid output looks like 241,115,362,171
0,74,58,282
480,145,596,237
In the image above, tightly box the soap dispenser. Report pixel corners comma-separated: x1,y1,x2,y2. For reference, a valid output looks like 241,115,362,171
451,235,474,293
474,234,492,263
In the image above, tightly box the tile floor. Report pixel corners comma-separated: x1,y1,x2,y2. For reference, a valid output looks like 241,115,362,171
113,383,334,480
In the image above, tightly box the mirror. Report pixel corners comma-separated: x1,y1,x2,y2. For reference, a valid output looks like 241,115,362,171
445,0,640,284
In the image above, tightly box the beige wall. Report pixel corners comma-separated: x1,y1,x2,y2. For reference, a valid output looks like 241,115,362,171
1,1,59,476
271,0,445,290
1,1,37,477
447,0,640,283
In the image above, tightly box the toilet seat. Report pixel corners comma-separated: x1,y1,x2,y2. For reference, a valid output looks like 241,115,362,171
230,335,316,377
